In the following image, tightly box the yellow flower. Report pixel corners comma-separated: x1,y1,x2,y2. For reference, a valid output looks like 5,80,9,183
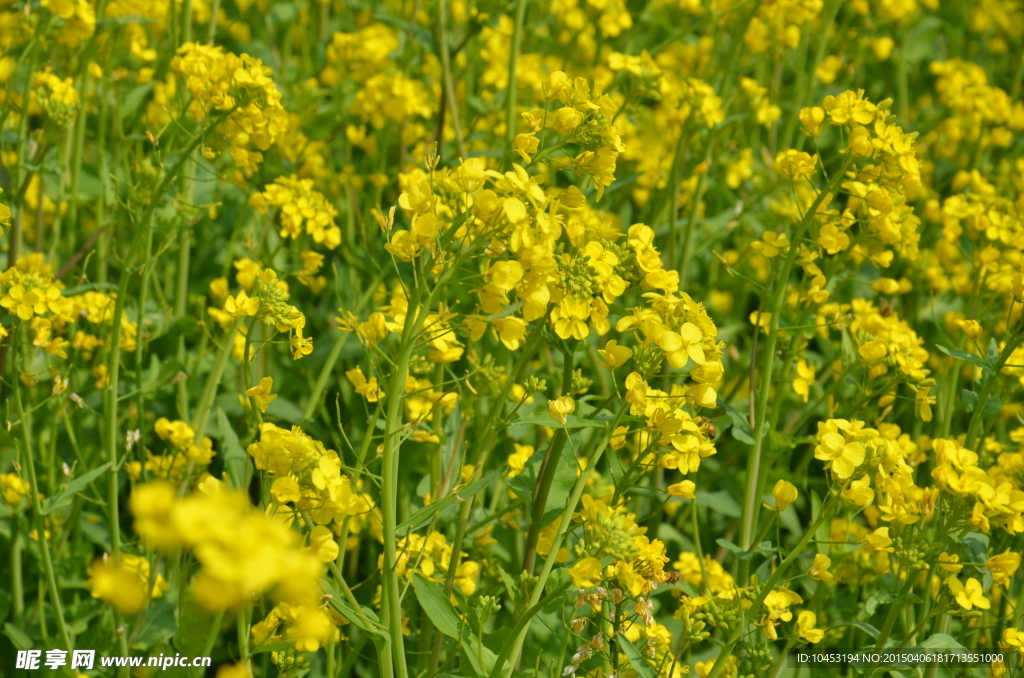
0,473,30,504
306,525,340,562
765,480,797,512
492,315,527,350
862,527,894,553
750,232,790,258
507,444,535,478
598,340,633,369
808,554,832,582
346,367,384,402
987,550,1021,587
548,396,576,425
937,552,963,574
792,359,815,403
245,376,278,413
85,556,149,615
668,480,696,499
814,419,866,479
799,106,826,136
774,150,818,180
569,557,602,588
797,610,824,643
225,290,260,318
954,319,982,341
841,475,874,506
552,297,591,341
947,577,990,611
818,224,850,254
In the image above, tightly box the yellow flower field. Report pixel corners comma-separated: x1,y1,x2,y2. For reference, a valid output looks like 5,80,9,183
1,0,1023,676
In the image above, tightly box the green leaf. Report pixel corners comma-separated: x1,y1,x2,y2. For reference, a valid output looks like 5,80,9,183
619,634,657,678
412,574,462,638
217,408,248,489
4,622,32,650
864,574,921,615
173,588,217,655
962,389,979,413
959,532,989,569
919,633,966,650
398,467,504,537
321,578,385,637
462,632,497,676
983,395,1002,417
265,396,305,424
496,565,518,605
697,490,741,518
827,621,880,639
841,330,858,369
716,538,755,561
937,344,993,375
765,430,793,458
119,82,155,121
40,462,113,515
542,438,580,525
987,338,999,365
720,401,754,445
510,409,609,429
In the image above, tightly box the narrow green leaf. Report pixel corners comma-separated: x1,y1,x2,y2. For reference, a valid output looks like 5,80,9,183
982,395,1002,417
828,621,880,639
920,633,966,650
398,467,504,537
320,578,385,637
216,408,247,489
40,462,113,515
841,330,858,369
962,389,979,413
412,573,462,638
716,538,755,561
619,634,657,678
510,410,609,429
172,588,216,655
4,622,33,650
696,490,741,518
937,344,992,374
720,401,754,445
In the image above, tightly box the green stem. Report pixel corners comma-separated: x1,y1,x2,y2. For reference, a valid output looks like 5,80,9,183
427,323,546,675
11,328,73,651
381,249,469,678
964,325,1024,451
505,0,529,149
105,121,217,547
738,156,852,551
704,491,838,678
438,0,467,159
521,350,575,574
500,404,630,677
873,566,913,651
242,322,265,426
